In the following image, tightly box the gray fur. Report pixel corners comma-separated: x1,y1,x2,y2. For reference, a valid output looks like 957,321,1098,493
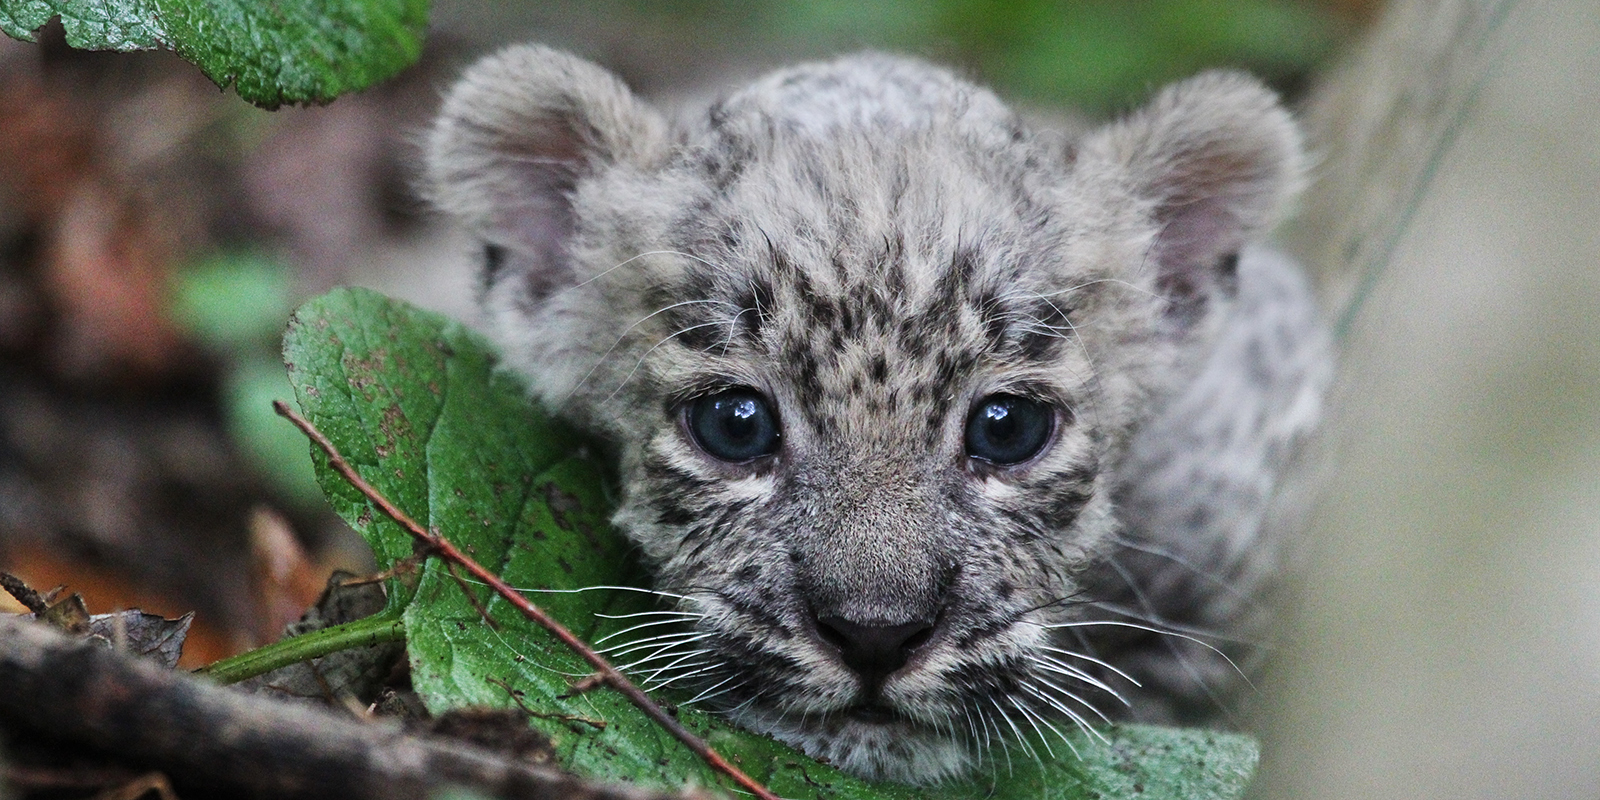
427,45,1328,784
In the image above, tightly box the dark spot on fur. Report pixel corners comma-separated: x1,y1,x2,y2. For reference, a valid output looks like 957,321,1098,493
1044,488,1093,528
729,278,775,342
655,500,700,527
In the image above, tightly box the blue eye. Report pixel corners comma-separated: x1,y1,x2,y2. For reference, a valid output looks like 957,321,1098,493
965,395,1053,465
687,389,781,462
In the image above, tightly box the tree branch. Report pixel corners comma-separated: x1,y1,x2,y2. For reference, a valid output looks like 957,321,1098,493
272,400,780,800
0,616,702,800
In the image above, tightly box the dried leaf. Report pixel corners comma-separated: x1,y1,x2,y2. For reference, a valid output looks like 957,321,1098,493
89,610,194,669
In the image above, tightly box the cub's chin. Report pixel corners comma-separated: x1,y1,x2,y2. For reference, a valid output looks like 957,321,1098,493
729,704,976,785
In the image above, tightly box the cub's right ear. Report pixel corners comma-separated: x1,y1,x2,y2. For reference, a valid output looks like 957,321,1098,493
426,45,668,301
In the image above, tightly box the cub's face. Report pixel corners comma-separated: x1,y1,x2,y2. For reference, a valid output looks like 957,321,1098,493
428,47,1301,783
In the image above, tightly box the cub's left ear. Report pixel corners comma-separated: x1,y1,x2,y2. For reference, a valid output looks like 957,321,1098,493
1078,71,1304,319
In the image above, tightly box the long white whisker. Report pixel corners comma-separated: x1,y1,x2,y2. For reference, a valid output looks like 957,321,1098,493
983,700,1013,777
597,627,704,650
617,646,713,674
593,618,695,646
594,609,703,620
1020,682,1101,749
640,659,715,688
1035,643,1143,688
459,580,700,604
960,704,985,759
602,631,707,658
1027,619,1248,684
1103,554,1246,715
1026,673,1115,732
1032,651,1134,701
1081,601,1264,646
629,645,712,676
994,698,1039,770
683,673,742,705
1012,700,1060,760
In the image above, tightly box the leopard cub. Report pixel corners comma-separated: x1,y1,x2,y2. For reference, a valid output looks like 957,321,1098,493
427,46,1328,783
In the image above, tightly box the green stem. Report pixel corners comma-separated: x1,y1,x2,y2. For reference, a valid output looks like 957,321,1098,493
197,611,406,684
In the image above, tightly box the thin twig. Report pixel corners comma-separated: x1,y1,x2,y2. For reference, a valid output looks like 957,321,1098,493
445,561,501,631
1,571,48,615
273,400,780,800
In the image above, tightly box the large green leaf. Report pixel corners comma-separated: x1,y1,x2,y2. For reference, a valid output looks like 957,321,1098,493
0,0,428,108
283,287,1257,799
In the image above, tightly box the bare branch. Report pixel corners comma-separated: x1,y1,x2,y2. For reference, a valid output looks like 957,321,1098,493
0,616,703,800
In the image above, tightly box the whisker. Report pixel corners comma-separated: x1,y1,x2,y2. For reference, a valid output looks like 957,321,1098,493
1012,700,1061,760
1027,618,1248,684
683,673,742,705
994,698,1039,771
594,609,703,620
617,646,713,675
1081,600,1264,647
592,617,694,646
1030,655,1131,707
644,662,722,691
1035,643,1143,688
631,647,713,678
1025,672,1114,732
601,630,706,658
602,320,732,404
1102,555,1255,707
1108,534,1260,605
566,300,739,404
983,700,1014,777
458,580,701,604
1019,682,1100,750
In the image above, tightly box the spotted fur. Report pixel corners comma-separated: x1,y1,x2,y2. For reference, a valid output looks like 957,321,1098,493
427,46,1329,783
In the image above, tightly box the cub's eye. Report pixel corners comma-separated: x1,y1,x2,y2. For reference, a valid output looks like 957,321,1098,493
965,394,1054,466
687,389,781,462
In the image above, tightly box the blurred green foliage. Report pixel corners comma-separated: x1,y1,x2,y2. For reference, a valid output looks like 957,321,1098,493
169,254,321,508
612,0,1349,112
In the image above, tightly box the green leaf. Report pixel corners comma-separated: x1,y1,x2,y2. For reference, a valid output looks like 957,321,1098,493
0,0,428,108
283,287,1258,798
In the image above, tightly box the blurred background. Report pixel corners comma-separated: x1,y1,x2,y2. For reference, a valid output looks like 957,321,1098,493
4,0,1598,797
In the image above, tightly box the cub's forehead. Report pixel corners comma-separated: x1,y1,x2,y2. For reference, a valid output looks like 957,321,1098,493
645,222,1093,444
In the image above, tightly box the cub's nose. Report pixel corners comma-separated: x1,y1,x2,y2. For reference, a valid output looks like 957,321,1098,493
814,615,935,684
